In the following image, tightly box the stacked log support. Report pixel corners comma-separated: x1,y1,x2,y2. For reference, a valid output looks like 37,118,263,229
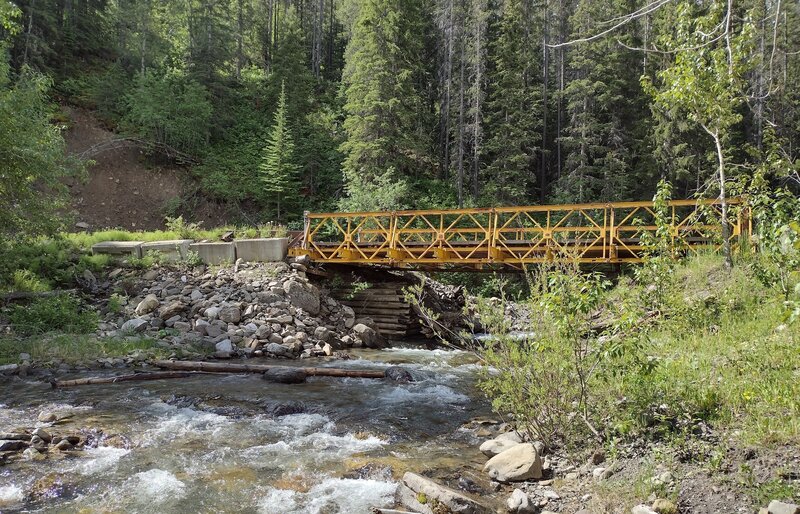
331,282,421,339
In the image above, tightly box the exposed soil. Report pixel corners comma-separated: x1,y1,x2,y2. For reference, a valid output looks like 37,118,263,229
63,106,233,231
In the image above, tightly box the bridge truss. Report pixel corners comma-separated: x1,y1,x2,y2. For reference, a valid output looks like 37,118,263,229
290,199,750,270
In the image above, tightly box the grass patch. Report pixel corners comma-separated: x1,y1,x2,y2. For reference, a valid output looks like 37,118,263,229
609,256,800,445
0,334,167,365
7,294,99,336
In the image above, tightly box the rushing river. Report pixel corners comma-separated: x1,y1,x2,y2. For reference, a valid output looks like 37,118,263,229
0,346,496,513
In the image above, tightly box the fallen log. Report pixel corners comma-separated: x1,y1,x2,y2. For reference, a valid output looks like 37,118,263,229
151,360,387,379
51,371,208,388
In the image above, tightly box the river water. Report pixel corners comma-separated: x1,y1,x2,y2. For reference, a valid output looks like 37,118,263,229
0,346,496,513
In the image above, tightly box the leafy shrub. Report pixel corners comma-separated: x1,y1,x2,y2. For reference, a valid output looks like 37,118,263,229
9,294,98,336
10,269,50,292
164,215,203,239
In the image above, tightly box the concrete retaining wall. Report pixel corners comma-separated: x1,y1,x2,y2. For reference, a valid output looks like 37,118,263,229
188,242,236,265
141,239,194,262
235,238,288,262
92,236,288,266
92,241,143,258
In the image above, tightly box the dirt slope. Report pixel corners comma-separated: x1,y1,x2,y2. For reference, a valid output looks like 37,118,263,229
63,107,230,231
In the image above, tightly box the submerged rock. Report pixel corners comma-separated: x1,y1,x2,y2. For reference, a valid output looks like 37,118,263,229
384,366,413,382
262,368,307,384
264,400,308,417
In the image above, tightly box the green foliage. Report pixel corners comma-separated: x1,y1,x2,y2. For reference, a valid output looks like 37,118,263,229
635,179,677,310
482,0,541,205
164,215,204,239
8,294,98,336
0,334,167,365
10,269,50,293
339,0,432,211
123,71,213,156
0,55,83,239
260,81,300,220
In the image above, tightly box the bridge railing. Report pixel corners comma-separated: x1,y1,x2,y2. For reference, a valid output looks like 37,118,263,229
293,198,749,268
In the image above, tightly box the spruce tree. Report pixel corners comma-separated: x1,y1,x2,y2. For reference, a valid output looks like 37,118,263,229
339,0,432,211
259,81,299,221
482,0,542,206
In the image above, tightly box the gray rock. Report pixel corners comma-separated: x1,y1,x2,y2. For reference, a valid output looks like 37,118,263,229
496,431,523,443
0,364,19,375
18,353,31,362
54,439,73,451
265,343,291,357
0,440,28,451
507,488,535,514
268,333,283,345
215,339,233,353
479,438,521,457
384,366,413,382
322,343,333,356
31,427,52,443
204,306,220,319
38,411,57,422
283,280,321,315
135,294,160,316
262,368,307,384
190,290,203,301
121,318,148,334
22,447,45,461
206,325,224,338
397,472,490,514
158,301,185,320
352,323,382,348
255,325,272,339
632,506,657,514
219,306,242,323
483,443,542,482
768,501,800,514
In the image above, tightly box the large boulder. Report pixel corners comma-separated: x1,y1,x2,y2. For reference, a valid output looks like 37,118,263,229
396,472,490,514
352,323,382,348
282,280,320,315
135,294,160,316
483,443,542,482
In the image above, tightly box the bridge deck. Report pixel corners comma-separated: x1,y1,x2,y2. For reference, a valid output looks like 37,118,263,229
290,199,750,270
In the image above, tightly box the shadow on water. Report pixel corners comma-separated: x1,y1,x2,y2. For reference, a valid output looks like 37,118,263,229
0,343,495,513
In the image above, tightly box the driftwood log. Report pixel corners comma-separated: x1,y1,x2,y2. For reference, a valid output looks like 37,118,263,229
151,360,387,378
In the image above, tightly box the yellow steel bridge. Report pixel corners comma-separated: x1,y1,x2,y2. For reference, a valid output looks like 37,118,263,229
290,198,750,270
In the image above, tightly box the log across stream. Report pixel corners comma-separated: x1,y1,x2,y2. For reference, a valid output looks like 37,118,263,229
51,359,397,388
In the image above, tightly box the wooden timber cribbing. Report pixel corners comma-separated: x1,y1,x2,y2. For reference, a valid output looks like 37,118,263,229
330,281,422,339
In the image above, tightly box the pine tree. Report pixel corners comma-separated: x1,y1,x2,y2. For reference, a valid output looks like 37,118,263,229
259,81,299,221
